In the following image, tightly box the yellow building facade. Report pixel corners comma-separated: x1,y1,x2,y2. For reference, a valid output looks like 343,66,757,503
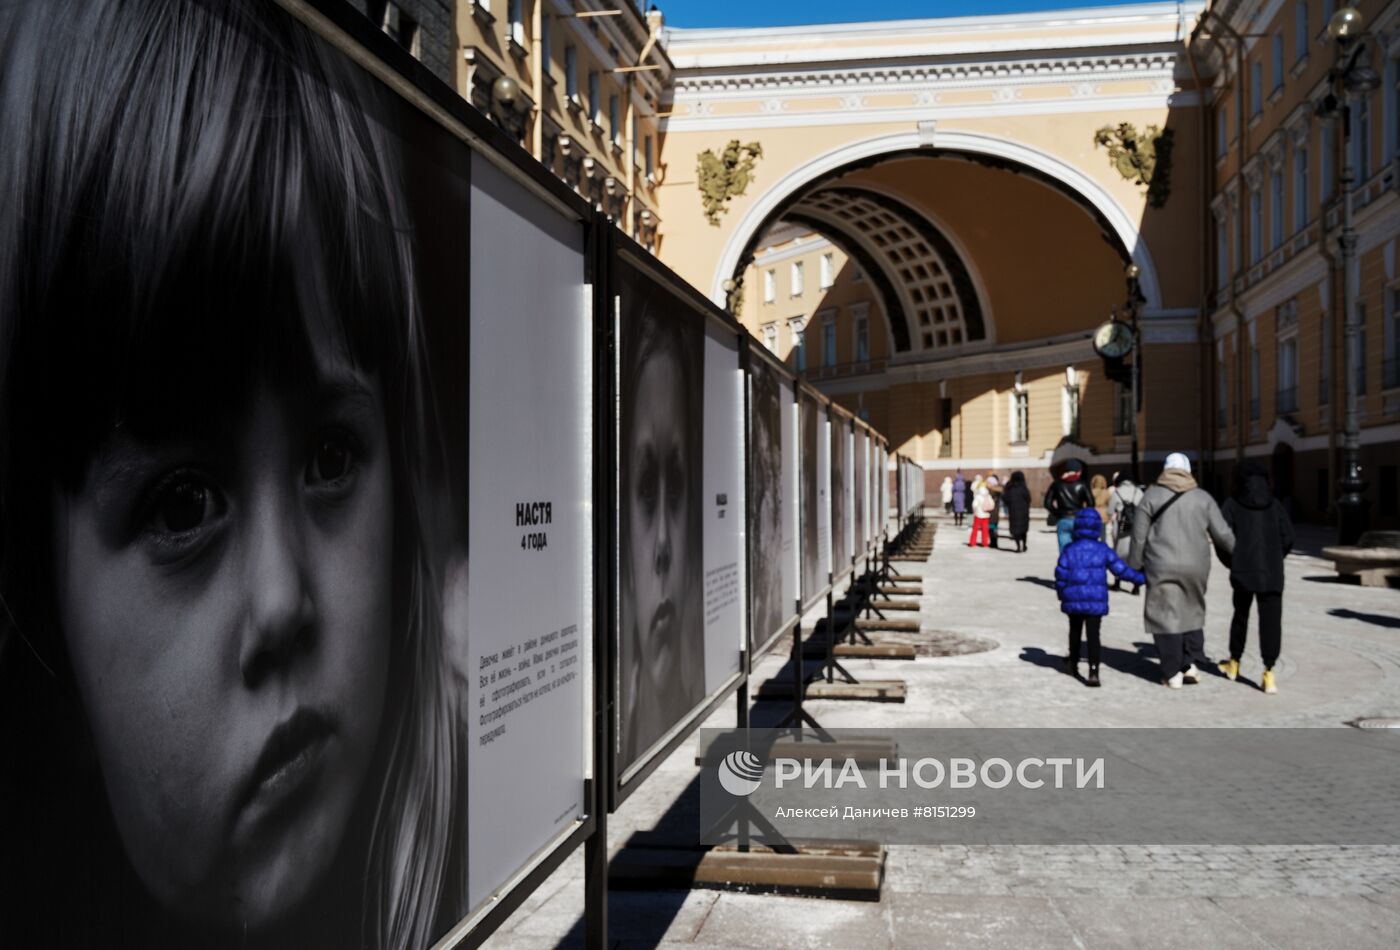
436,0,1398,518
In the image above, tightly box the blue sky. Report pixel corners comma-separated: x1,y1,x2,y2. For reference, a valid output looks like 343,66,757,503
657,0,1155,29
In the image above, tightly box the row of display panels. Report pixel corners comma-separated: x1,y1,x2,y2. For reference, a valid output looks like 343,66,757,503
615,251,892,797
896,455,929,520
0,2,894,949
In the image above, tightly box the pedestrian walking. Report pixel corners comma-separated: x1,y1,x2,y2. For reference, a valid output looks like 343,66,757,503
968,476,993,548
986,475,1003,549
1055,509,1147,686
941,476,954,514
1127,453,1235,689
1090,473,1112,534
1002,471,1032,552
951,470,968,527
1044,458,1094,551
1106,474,1145,594
1217,461,1294,695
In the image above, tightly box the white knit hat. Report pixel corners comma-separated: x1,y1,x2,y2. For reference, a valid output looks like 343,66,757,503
1164,452,1192,473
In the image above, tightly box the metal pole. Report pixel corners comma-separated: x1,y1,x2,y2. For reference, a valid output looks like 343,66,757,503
1130,297,1141,485
1336,71,1369,544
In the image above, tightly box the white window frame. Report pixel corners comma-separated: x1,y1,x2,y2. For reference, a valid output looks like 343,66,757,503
1294,2,1308,64
1060,367,1081,439
851,302,870,362
1009,386,1029,445
763,269,775,304
820,310,837,368
1249,186,1263,264
820,252,835,289
1293,140,1309,231
761,321,778,353
790,260,804,298
789,317,807,371
1270,168,1284,250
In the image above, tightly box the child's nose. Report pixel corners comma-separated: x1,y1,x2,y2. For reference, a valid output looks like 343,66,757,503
239,497,316,688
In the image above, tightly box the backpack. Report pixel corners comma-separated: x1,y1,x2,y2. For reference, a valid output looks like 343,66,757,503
1116,499,1137,539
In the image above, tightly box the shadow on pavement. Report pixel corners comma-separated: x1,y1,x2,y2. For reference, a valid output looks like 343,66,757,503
1329,607,1400,629
1019,642,1166,685
1016,576,1058,591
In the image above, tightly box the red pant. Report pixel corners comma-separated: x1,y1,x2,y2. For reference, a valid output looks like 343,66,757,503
968,518,990,547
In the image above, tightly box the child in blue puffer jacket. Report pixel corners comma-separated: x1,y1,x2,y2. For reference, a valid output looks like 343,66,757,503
1054,508,1146,687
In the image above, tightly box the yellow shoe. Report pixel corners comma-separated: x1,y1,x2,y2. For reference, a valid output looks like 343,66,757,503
1261,669,1277,694
1218,658,1239,681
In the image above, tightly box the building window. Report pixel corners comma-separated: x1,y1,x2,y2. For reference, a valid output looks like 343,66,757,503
372,1,420,58
1323,0,1335,32
609,94,620,144
644,135,654,177
565,46,578,99
854,310,869,362
822,316,837,368
1250,345,1261,420
790,261,804,297
791,320,807,372
1249,186,1262,264
1063,380,1081,440
1114,382,1133,436
1216,215,1230,290
541,11,552,69
1217,104,1228,157
507,0,524,47
1380,465,1399,518
820,252,835,289
1272,32,1284,91
1295,2,1308,63
1277,301,1299,414
1320,308,1332,405
763,269,775,304
1385,287,1400,390
1387,58,1400,165
1293,142,1309,231
1230,197,1241,269
1010,389,1029,444
1251,61,1263,116
761,322,777,353
852,265,864,283
1354,93,1372,181
1320,120,1335,203
1217,342,1230,428
588,72,600,124
1270,169,1284,249
1352,304,1367,395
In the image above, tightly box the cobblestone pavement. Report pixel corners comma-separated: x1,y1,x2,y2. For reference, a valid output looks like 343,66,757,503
483,511,1400,949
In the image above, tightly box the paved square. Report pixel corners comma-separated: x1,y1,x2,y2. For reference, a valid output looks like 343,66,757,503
484,512,1400,949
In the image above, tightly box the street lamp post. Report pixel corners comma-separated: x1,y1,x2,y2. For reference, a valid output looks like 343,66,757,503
1322,6,1381,544
1126,263,1142,485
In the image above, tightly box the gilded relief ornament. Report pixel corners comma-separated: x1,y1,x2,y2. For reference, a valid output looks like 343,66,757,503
697,140,764,226
1093,122,1175,208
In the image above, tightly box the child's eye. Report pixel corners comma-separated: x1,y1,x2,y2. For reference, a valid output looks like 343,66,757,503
306,430,360,490
145,473,226,537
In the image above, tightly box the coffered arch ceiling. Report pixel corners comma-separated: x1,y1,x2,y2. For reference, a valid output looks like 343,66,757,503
784,186,988,355
743,147,1135,355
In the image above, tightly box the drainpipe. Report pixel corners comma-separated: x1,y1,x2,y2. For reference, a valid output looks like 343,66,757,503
1185,17,1214,486
1198,7,1251,475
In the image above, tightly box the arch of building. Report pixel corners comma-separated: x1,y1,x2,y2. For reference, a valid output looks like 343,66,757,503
712,129,1164,315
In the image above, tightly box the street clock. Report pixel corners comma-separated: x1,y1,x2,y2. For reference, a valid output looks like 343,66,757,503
1092,319,1136,360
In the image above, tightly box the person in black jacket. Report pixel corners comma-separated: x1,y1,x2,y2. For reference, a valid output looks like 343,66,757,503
1003,471,1032,552
1044,458,1095,551
1217,461,1294,694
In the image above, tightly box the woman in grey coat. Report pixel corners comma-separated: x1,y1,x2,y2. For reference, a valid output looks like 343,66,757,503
1128,453,1235,688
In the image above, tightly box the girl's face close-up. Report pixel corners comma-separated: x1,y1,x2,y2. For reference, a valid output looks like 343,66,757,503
628,351,690,668
52,358,393,934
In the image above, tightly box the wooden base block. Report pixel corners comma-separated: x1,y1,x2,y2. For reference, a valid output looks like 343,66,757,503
609,841,885,900
871,600,920,612
887,572,921,582
802,642,917,661
854,617,921,632
756,679,906,702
